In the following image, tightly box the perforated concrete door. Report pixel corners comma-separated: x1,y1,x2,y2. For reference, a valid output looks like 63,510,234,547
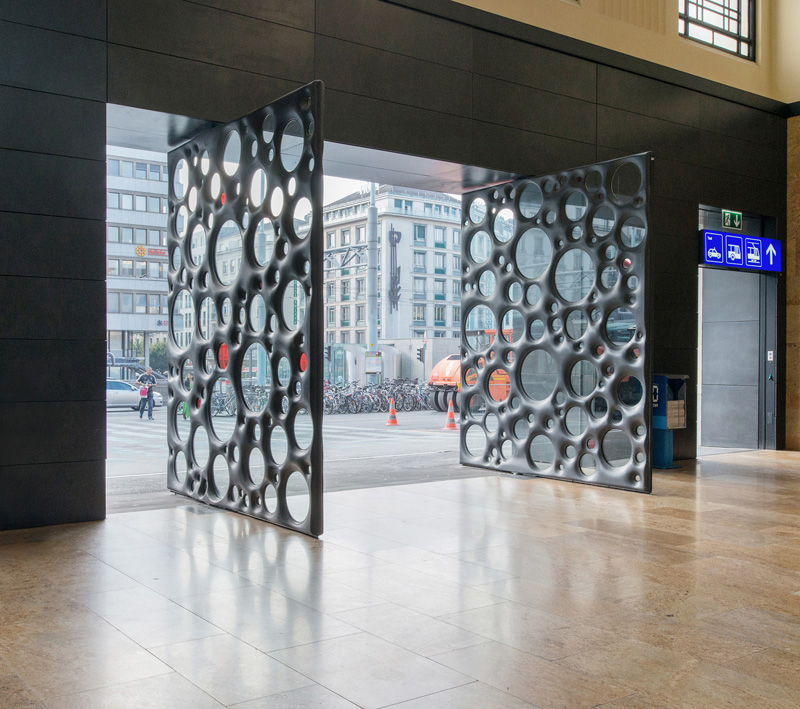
460,154,652,492
167,83,324,536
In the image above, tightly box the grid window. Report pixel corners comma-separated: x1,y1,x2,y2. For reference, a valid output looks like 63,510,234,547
413,251,426,272
121,293,133,313
356,225,365,243
134,195,147,211
121,228,133,244
135,162,147,179
135,228,147,244
413,277,426,297
434,226,446,246
356,278,365,297
121,193,133,210
326,231,335,248
679,1,754,60
108,192,119,209
161,295,169,314
107,259,119,276
120,260,133,277
414,224,426,244
341,228,350,246
148,196,161,212
107,226,119,242
149,164,161,181
149,262,160,278
120,161,133,178
327,307,335,325
149,295,160,313
108,159,120,176
341,280,350,298
413,305,426,323
453,307,461,324
135,261,146,277
453,229,461,246
108,293,119,313
149,229,161,245
135,293,147,314
356,304,365,323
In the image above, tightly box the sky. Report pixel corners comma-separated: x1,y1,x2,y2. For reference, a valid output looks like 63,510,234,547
323,176,367,206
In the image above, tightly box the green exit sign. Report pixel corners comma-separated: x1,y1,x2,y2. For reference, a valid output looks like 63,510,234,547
722,209,742,230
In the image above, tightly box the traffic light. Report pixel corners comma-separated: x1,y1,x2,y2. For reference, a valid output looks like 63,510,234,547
416,347,425,363
324,345,332,361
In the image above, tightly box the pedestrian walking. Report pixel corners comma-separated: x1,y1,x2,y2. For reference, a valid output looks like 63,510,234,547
136,366,157,420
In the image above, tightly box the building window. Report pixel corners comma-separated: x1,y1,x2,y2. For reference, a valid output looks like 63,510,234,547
121,193,133,210
135,261,146,277
121,228,133,244
453,306,461,324
340,331,350,343
453,255,461,274
414,224,426,244
434,226,446,247
356,330,365,344
108,159,120,176
135,228,147,244
135,293,147,314
326,282,335,300
424,202,432,215
149,295,160,313
341,305,350,325
120,260,133,277
356,304,365,323
435,253,446,273
679,1,754,60
341,228,350,246
120,161,133,178
107,259,119,276
121,293,133,313
149,164,161,181
413,304,426,323
356,278,365,298
148,196,161,212
453,280,460,296
161,295,169,313
134,194,146,211
434,305,446,325
434,331,446,338
108,192,119,209
413,277,426,298
453,229,461,246
434,279,446,299
107,226,119,242
327,307,335,325
356,225,365,243
326,231,335,248
413,251,426,272
108,293,119,313
341,280,350,299
326,331,335,343
148,262,160,278
149,229,161,245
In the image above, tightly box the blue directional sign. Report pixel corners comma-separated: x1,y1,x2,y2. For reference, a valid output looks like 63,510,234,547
701,230,781,273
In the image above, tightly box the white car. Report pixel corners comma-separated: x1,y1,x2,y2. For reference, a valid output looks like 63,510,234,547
106,379,164,409
707,247,721,260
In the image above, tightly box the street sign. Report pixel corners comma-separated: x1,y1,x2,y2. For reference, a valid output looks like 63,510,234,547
701,230,781,273
722,209,742,230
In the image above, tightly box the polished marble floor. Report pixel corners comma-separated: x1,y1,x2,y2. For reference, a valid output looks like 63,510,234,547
2,451,800,708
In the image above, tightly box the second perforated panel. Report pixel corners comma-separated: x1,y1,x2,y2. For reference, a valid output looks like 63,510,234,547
460,154,651,492
167,82,324,536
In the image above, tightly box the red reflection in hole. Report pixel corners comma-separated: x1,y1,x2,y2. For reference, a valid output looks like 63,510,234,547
587,438,596,450
596,345,605,356
299,353,307,372
218,343,229,369
220,193,226,205
196,398,202,409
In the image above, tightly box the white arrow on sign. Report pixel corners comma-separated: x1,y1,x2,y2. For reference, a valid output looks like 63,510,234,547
766,243,776,265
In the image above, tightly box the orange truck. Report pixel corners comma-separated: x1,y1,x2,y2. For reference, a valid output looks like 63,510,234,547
428,353,511,411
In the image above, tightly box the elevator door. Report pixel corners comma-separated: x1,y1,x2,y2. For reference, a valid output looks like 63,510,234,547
700,268,775,449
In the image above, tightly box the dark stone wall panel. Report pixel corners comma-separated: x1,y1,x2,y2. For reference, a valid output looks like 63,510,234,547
0,149,106,221
473,74,596,143
0,0,106,40
0,276,105,341
651,196,699,240
108,0,313,83
0,87,105,160
317,0,472,70
472,29,596,102
0,460,105,530
598,106,780,184
0,20,106,101
190,0,314,31
0,213,106,281
108,45,299,123
700,94,783,149
472,121,596,177
598,65,702,128
315,35,472,118
325,89,473,166
649,232,701,276
0,401,106,466
0,340,106,404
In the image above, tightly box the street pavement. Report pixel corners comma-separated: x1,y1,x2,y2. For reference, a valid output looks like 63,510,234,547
107,407,486,509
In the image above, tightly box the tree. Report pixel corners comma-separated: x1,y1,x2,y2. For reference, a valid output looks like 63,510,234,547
149,340,168,374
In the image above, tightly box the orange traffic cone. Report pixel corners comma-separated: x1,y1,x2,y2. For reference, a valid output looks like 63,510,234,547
443,398,457,430
386,397,399,426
